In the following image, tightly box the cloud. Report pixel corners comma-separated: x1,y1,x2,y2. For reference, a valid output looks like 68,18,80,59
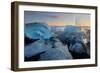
46,15,65,19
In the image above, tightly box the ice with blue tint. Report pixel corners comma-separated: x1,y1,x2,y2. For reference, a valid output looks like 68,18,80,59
56,25,87,55
40,39,72,60
40,48,68,60
24,40,51,58
24,24,89,60
64,25,82,41
58,25,83,44
54,39,73,59
69,43,86,54
25,37,73,60
25,22,52,39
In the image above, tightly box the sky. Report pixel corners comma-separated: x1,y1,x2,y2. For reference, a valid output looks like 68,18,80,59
24,11,90,27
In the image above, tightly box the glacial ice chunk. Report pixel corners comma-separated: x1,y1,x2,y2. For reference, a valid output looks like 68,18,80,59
69,43,86,54
58,25,83,45
39,39,73,60
24,40,51,58
25,22,52,39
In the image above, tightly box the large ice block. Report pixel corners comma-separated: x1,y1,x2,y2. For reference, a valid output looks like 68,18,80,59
25,22,51,39
24,40,51,58
39,39,73,60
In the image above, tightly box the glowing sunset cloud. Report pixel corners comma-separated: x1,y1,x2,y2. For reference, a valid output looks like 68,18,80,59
47,22,75,26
